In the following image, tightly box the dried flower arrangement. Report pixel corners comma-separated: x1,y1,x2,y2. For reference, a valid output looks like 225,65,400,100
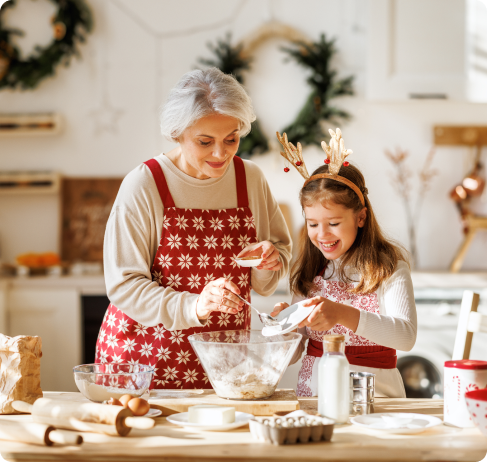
385,147,438,268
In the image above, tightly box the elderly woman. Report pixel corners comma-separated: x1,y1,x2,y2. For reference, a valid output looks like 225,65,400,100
95,68,292,389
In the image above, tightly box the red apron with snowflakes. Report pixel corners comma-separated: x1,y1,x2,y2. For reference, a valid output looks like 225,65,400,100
95,156,256,389
296,275,396,397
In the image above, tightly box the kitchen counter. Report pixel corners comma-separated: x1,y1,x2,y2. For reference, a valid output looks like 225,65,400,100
0,392,485,462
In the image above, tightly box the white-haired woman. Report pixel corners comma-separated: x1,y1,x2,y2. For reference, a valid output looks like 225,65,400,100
95,68,292,389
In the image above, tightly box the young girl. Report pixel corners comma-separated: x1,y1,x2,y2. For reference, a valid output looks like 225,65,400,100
273,130,417,398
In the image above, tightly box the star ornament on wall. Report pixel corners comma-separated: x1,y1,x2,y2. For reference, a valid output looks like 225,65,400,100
89,98,124,136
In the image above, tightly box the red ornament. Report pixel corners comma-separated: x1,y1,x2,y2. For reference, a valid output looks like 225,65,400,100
284,167,290,172
324,158,331,164
295,161,302,166
343,161,350,167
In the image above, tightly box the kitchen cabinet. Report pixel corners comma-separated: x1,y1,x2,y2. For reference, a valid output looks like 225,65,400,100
367,0,487,101
8,287,81,392
0,275,106,393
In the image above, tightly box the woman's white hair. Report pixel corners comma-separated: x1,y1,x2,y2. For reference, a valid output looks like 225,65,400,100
160,68,256,142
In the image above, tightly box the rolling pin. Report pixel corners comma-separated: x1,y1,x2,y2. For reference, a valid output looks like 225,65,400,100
0,420,83,446
13,398,155,437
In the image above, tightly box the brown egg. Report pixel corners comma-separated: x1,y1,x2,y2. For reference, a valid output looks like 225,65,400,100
119,394,134,408
127,398,150,416
107,397,122,406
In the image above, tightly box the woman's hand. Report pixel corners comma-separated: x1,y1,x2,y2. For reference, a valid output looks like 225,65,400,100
270,302,289,318
238,241,282,271
299,296,360,332
196,278,244,320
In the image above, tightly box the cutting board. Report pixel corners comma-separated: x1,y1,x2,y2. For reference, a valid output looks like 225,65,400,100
148,389,299,416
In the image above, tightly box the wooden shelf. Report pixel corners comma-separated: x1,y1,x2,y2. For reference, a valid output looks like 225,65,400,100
0,171,61,195
0,113,62,137
434,125,487,146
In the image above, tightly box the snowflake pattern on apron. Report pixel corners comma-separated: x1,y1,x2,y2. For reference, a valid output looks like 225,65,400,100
95,156,257,389
297,275,380,396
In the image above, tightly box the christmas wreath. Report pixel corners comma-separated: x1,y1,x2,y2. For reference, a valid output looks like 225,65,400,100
0,0,93,90
198,33,354,155
280,34,354,146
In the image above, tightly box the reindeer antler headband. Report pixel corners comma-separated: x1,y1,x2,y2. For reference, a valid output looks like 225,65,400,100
276,128,366,206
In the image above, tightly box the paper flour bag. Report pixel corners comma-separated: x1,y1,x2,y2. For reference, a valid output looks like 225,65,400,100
0,334,42,414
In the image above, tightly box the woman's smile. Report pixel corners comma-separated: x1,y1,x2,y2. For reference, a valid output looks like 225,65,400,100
206,160,228,169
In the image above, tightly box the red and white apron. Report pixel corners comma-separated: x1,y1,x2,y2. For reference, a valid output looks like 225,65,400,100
95,156,256,389
297,272,401,397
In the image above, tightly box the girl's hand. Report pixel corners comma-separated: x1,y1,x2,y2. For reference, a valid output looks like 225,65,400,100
237,241,282,271
196,278,244,320
299,296,360,332
270,302,289,318
299,297,340,331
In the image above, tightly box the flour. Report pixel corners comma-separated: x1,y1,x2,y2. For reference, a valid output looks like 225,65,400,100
211,359,279,400
75,379,143,402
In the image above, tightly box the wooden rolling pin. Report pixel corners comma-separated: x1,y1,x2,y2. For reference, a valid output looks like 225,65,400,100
13,398,155,437
0,420,83,446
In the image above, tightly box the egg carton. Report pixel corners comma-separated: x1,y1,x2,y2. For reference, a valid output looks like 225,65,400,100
249,415,335,446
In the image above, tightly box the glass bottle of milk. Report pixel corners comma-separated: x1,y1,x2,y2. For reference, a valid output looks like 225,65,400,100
318,334,349,423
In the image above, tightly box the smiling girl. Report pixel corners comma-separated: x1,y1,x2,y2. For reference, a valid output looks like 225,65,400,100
272,140,417,398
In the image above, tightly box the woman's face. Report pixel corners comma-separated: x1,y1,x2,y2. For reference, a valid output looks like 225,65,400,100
177,114,241,179
304,201,367,260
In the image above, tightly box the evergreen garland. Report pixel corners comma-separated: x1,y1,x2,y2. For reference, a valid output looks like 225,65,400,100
280,34,354,146
197,34,269,158
0,0,93,90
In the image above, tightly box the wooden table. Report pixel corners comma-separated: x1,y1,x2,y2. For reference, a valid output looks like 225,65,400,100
0,392,485,462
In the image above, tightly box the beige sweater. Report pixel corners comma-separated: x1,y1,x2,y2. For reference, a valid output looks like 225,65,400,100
103,154,292,331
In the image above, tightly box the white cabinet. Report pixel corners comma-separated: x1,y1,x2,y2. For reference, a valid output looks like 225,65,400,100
367,0,487,101
7,287,81,392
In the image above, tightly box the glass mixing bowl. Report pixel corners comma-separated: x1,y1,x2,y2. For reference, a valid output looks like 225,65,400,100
73,363,154,403
189,330,301,400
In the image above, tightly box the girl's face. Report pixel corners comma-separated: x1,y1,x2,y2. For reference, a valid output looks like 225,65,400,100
177,113,241,180
304,201,367,260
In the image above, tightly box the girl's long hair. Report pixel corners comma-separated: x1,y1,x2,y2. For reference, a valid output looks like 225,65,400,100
290,163,408,297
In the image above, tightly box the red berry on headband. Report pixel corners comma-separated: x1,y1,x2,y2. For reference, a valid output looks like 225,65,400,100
343,161,350,167
324,158,331,164
284,167,290,172
295,161,302,166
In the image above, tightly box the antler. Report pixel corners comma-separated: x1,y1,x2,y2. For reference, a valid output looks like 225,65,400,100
321,128,353,175
276,132,310,180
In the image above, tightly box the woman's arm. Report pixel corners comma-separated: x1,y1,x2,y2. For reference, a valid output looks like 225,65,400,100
104,205,205,330
104,165,212,330
244,161,293,296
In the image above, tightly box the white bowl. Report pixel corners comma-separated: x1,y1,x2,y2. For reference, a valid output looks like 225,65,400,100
234,257,263,267
262,300,313,337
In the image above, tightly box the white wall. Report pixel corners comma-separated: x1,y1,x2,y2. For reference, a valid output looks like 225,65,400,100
0,0,486,269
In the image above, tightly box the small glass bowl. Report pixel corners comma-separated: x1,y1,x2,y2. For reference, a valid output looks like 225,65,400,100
73,363,154,403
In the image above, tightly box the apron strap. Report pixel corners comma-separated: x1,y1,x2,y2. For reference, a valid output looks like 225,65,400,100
233,156,249,208
144,158,176,208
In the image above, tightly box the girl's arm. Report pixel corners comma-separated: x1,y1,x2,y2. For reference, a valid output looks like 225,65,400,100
300,261,417,351
354,260,417,351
